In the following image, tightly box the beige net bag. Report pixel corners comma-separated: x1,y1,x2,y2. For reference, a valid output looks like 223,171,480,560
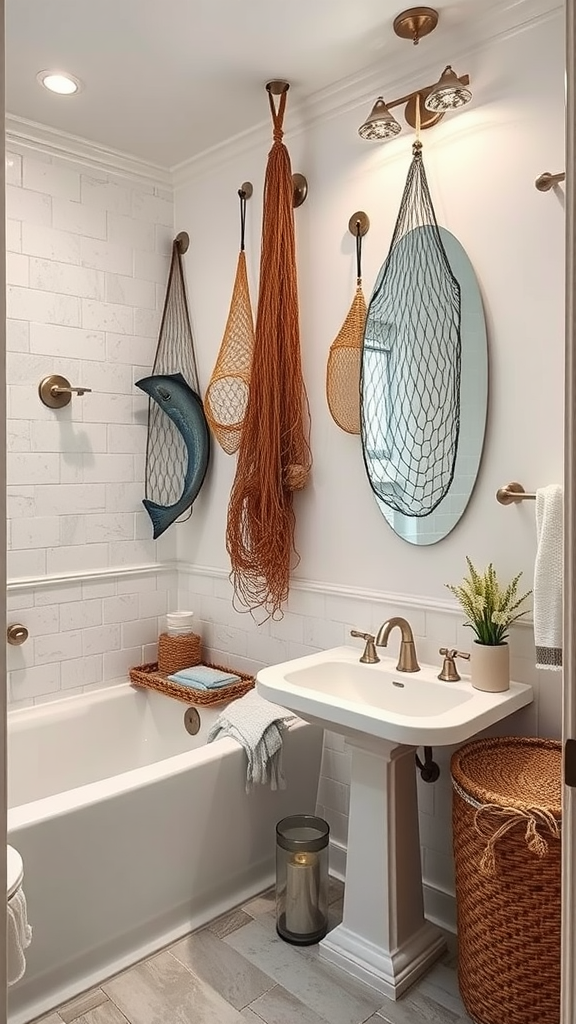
205,189,255,454
326,220,367,435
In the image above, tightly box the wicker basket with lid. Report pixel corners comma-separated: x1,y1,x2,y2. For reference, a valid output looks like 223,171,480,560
451,736,561,1024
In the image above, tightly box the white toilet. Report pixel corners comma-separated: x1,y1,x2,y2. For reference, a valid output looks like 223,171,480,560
7,845,24,902
7,844,32,986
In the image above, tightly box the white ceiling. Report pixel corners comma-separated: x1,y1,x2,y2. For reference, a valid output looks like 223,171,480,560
6,0,512,168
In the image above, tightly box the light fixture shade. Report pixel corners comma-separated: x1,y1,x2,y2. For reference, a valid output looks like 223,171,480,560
358,97,402,140
424,66,472,112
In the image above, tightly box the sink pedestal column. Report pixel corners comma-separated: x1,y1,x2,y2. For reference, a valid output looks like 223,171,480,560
319,735,446,999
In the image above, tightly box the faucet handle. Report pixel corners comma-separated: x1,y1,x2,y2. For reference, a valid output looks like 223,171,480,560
438,648,470,682
350,630,380,665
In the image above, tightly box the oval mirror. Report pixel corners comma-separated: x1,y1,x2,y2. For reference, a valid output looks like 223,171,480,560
362,226,488,545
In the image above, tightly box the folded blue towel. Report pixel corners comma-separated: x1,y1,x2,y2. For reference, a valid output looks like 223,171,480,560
167,664,241,690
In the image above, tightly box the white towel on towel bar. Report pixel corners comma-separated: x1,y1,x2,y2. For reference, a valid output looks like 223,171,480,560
534,484,563,670
207,689,297,792
7,886,32,986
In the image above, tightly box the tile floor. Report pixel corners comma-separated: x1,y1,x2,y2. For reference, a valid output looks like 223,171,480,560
37,881,473,1024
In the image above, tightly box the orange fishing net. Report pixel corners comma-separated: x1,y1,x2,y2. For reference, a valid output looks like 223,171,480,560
205,190,255,454
326,224,367,434
226,85,311,618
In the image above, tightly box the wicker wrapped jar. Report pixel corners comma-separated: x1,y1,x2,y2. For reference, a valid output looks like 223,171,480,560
451,736,561,1024
157,631,201,676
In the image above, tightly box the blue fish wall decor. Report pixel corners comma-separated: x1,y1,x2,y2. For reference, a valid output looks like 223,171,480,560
135,372,211,539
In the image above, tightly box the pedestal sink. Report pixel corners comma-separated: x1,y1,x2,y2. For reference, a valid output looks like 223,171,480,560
256,644,533,999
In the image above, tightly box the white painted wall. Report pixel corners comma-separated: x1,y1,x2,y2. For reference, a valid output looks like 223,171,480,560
5,144,177,707
175,13,565,596
174,11,565,925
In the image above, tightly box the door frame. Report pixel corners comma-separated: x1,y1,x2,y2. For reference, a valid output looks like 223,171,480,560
562,0,576,1020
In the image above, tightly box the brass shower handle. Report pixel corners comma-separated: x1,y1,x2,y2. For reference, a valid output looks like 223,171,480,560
7,623,29,646
53,384,91,396
39,374,92,409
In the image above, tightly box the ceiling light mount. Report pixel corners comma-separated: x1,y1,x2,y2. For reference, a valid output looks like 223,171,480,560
393,7,439,45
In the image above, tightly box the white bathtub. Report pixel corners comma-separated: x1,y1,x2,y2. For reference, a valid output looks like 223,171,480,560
7,683,323,1024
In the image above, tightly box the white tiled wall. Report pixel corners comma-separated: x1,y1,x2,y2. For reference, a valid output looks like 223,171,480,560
5,143,177,706
177,566,561,928
8,571,177,708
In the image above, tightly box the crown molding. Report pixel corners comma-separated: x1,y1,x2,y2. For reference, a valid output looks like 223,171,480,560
5,114,173,187
172,0,562,188
7,562,177,593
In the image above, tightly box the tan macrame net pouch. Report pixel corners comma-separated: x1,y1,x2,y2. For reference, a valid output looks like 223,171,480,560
205,190,255,454
326,224,367,435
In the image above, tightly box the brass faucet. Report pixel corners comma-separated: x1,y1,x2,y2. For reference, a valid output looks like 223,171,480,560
374,617,420,673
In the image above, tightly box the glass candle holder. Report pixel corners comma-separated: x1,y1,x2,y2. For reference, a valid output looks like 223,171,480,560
275,814,330,945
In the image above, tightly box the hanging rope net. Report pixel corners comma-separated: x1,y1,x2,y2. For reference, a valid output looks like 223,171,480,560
226,85,312,618
145,240,201,508
361,141,461,517
205,190,255,454
326,224,366,434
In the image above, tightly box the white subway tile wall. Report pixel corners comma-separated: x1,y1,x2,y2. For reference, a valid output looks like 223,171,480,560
6,145,177,705
7,571,178,706
6,148,174,571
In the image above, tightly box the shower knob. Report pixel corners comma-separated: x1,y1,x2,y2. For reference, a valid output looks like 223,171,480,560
38,374,92,409
7,624,29,646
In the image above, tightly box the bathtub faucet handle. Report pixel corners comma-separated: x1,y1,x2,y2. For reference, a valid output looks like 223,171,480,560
7,623,29,646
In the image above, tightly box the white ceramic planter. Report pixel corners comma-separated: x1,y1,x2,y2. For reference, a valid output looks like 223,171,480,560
470,641,510,692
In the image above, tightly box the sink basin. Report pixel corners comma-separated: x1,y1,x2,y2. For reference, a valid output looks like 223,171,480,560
258,643,533,1000
257,644,533,746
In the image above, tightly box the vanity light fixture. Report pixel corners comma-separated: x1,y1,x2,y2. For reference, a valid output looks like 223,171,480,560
37,70,83,95
357,98,402,140
424,65,472,112
358,7,472,141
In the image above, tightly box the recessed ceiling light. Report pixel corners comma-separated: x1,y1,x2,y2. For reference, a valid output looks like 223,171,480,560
37,70,83,96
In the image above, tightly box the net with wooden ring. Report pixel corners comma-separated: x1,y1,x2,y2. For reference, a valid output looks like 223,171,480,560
205,190,255,455
326,221,367,434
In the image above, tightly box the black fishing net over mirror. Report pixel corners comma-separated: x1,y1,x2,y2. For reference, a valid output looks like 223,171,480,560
145,242,200,507
361,143,462,518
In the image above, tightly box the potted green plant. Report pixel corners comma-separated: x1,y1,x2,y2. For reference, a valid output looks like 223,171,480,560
446,558,532,691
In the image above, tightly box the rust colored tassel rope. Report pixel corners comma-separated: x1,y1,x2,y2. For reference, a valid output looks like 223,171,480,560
226,86,311,618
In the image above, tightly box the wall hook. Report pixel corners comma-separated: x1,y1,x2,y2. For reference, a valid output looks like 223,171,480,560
266,80,290,95
239,181,253,199
174,231,190,254
348,212,370,236
292,173,308,208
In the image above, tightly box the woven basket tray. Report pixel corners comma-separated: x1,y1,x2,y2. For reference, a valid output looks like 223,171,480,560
451,736,561,1024
129,661,255,706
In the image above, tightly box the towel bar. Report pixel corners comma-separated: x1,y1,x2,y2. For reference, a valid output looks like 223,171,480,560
535,171,565,192
496,482,536,505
